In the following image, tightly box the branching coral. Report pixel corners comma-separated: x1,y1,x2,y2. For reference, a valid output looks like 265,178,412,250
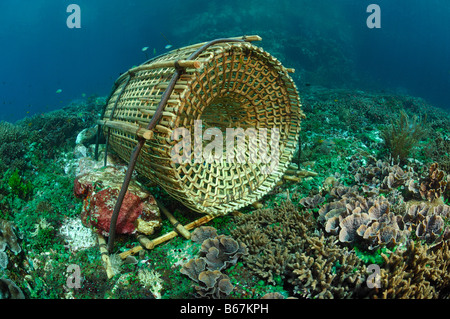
286,234,369,299
138,268,164,299
231,200,369,298
374,240,450,298
231,200,314,285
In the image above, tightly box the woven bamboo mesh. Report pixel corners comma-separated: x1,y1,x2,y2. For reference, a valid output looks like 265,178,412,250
102,36,304,216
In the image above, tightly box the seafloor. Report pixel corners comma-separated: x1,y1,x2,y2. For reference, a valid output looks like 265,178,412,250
0,86,449,299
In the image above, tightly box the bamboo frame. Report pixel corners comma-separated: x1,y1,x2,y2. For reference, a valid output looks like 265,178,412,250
157,201,191,239
97,234,115,279
116,60,203,83
97,119,154,140
118,214,215,260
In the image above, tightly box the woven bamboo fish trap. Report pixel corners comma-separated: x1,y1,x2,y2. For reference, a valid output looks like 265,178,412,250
99,35,304,217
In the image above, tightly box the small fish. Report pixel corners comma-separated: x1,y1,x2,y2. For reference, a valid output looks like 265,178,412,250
56,89,62,94
160,32,173,49
153,48,156,55
142,46,149,52
81,93,86,97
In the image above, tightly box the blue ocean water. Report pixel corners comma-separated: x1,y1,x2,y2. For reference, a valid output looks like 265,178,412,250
0,0,449,123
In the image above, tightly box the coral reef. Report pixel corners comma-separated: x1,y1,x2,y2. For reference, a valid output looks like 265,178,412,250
75,126,98,145
313,158,450,252
7,169,33,200
231,200,369,298
3,86,450,300
16,96,105,160
415,215,447,244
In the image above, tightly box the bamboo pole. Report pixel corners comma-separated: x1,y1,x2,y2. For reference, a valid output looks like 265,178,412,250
157,201,191,239
116,60,203,83
118,214,215,260
97,234,115,279
138,108,177,118
97,119,154,140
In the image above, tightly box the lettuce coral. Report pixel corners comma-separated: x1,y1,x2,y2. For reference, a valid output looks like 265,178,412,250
180,229,246,299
